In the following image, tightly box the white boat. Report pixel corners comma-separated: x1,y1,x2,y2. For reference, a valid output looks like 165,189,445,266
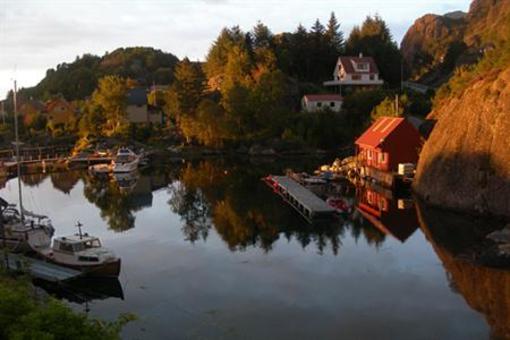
0,80,54,253
112,148,139,173
38,225,121,278
1,198,54,253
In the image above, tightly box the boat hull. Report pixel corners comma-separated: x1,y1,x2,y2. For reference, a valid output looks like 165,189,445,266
43,258,121,278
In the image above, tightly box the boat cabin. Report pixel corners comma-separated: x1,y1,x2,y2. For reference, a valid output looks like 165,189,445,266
53,235,103,261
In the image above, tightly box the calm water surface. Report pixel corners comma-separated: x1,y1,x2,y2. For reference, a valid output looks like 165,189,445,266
0,158,506,340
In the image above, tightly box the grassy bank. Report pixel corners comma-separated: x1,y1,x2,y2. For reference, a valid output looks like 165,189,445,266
0,268,133,339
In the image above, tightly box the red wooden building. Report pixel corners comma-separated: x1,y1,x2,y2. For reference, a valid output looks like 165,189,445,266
355,117,423,172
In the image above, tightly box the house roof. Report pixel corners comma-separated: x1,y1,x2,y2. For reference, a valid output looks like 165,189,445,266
303,94,343,102
355,117,406,148
338,56,379,75
46,98,73,112
127,88,148,105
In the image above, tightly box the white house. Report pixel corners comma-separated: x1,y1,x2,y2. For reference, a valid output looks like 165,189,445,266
324,53,384,87
301,94,343,113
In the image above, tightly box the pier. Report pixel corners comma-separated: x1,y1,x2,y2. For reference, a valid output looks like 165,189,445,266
265,175,335,223
5,253,82,282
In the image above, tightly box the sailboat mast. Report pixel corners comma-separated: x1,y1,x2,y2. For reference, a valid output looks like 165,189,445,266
13,80,24,221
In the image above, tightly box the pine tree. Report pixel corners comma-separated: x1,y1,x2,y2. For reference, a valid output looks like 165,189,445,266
252,21,273,49
326,12,344,53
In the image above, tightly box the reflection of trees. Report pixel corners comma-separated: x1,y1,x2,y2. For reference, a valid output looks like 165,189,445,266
168,182,211,243
417,202,510,339
21,173,49,187
170,160,373,254
50,171,80,194
82,171,161,231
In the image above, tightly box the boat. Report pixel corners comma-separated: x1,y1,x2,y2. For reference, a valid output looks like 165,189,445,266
0,198,54,252
0,80,55,253
37,224,121,278
112,148,139,173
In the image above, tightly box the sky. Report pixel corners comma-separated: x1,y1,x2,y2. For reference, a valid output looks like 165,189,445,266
0,0,472,100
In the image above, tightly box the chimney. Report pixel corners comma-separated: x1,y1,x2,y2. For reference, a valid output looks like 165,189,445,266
359,52,363,58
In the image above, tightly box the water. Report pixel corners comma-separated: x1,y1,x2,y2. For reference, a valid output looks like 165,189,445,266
0,158,506,339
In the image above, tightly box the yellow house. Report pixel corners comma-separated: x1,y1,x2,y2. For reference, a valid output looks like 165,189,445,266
45,98,76,127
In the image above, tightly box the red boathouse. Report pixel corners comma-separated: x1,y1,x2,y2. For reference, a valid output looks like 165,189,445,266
355,117,423,173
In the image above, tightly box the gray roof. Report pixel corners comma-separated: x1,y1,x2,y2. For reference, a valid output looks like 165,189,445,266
127,88,148,106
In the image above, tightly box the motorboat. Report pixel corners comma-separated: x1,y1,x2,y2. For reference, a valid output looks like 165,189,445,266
0,197,54,253
112,148,139,173
37,226,121,278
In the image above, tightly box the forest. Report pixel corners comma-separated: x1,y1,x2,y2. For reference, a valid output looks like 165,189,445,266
2,13,431,150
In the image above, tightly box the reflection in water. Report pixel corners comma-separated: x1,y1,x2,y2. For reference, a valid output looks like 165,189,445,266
417,202,510,339
6,160,508,339
51,171,80,194
33,278,124,307
81,168,169,231
168,160,397,254
356,186,419,243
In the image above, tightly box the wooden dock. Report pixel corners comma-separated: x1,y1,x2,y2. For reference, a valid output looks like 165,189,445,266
265,175,335,222
5,254,82,282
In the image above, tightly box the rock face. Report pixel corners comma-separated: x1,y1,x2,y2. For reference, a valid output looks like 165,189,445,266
401,0,510,85
414,67,510,217
401,13,466,81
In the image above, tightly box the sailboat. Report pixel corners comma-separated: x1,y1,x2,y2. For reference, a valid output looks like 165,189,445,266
0,80,55,253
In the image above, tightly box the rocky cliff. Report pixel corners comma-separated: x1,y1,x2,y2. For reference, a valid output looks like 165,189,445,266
401,13,466,82
401,0,510,86
414,65,510,216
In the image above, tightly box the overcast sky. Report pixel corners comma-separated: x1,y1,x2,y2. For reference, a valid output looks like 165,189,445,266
0,0,472,99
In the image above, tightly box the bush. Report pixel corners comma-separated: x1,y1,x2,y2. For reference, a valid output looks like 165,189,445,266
0,271,133,339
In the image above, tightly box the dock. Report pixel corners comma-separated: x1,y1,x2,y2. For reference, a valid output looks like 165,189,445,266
4,254,82,282
265,175,335,222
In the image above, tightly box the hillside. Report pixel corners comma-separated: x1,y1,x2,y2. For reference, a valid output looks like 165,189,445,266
414,0,510,217
24,47,179,101
401,0,510,87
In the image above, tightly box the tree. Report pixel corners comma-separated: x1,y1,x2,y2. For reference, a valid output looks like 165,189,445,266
172,58,206,119
325,12,344,53
252,21,273,49
90,75,127,135
346,15,402,87
370,95,405,121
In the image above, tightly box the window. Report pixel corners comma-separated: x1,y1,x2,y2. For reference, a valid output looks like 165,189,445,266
59,242,74,253
317,102,322,108
78,256,99,262
369,74,375,80
352,74,361,81
330,102,335,107
367,150,372,160
379,153,386,163
357,62,369,70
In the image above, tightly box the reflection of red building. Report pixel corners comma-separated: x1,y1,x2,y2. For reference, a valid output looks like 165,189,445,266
356,187,419,242
355,117,422,172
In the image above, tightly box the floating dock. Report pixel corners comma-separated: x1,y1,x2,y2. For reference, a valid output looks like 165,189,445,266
5,254,82,282
265,175,335,223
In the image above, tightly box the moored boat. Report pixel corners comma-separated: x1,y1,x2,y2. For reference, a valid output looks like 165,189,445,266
112,148,139,173
36,227,121,278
